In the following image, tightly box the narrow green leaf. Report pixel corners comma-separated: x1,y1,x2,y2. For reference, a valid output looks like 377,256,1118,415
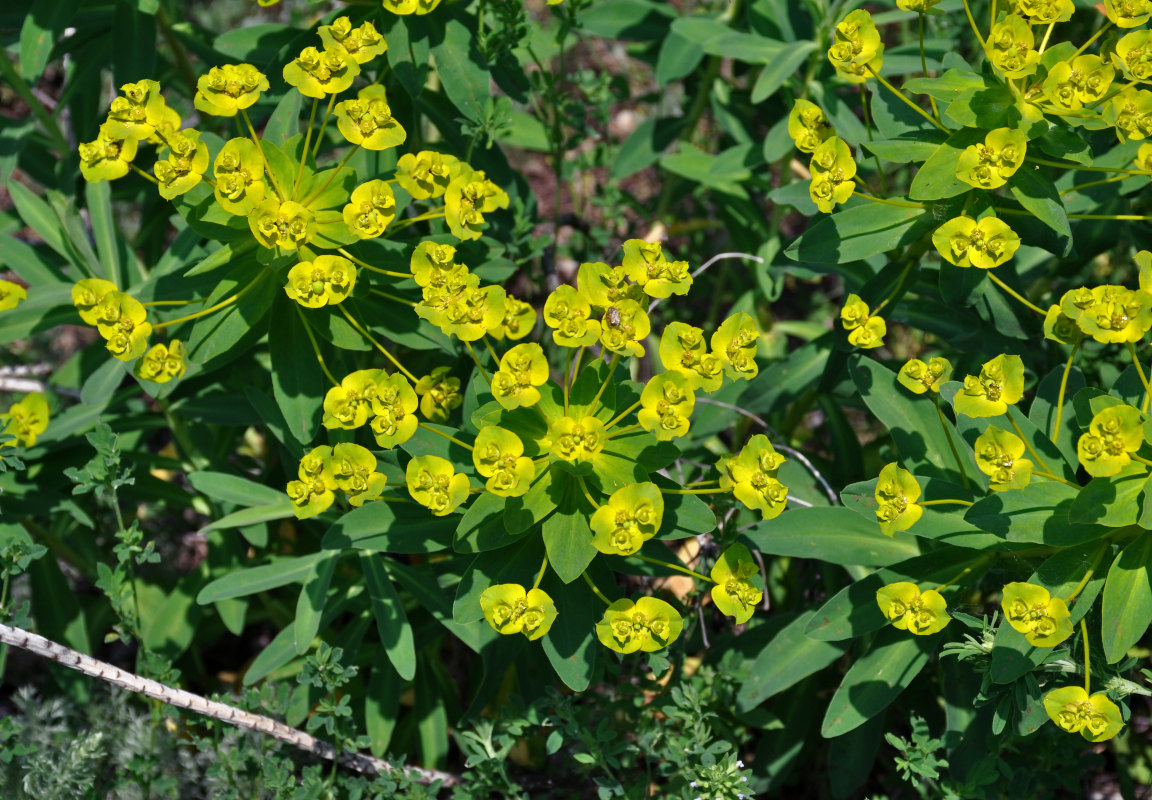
362,555,417,681
741,507,922,567
736,610,849,711
540,569,599,692
785,203,930,265
269,295,322,445
1102,533,1152,663
294,553,336,654
188,470,288,508
908,127,985,201
1009,168,1071,250
196,553,323,604
199,502,294,534
322,501,455,553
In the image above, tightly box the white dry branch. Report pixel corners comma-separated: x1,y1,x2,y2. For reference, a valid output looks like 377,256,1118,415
0,623,458,787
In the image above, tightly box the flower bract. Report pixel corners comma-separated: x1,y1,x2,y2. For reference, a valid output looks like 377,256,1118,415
1001,582,1073,647
595,596,683,653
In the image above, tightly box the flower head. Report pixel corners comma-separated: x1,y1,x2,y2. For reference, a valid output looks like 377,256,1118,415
396,150,462,199
318,17,387,64
406,454,470,516
153,129,210,200
659,322,724,392
590,482,664,556
718,435,788,520
549,415,606,463
1113,30,1152,82
1001,582,1073,647
1078,404,1144,477
96,292,152,361
492,343,549,410
249,200,313,251
335,85,407,150
956,128,1027,190
874,463,923,536
1019,0,1074,23
480,584,557,640
0,280,26,312
323,369,385,430
638,372,696,441
620,239,692,299
134,340,187,384
809,136,856,213
369,373,420,449
876,582,950,635
283,45,360,99
493,295,537,341
330,442,387,506
932,215,1020,269
104,79,167,141
598,299,650,358
213,138,266,215
473,426,535,497
1043,686,1125,742
1043,55,1115,112
1104,87,1152,141
577,262,643,308
953,354,1025,417
285,255,356,308
974,426,1033,491
839,294,885,349
1,393,49,448
788,99,834,154
78,130,138,182
1106,0,1152,28
194,64,268,117
709,543,763,624
287,446,336,519
382,0,443,14
985,15,1041,79
415,366,462,422
596,596,683,653
1043,304,1082,345
544,285,601,348
72,279,119,325
342,180,397,239
1075,286,1152,344
445,169,509,241
827,9,884,83
897,357,952,395
711,312,759,380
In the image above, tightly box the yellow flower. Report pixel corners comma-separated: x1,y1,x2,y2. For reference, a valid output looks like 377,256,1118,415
287,446,336,519
381,0,443,14
932,215,1020,269
342,180,396,239
595,597,683,653
875,582,950,635
711,312,760,381
284,255,356,308
849,317,886,349
213,138,266,216
827,9,884,83
953,354,1025,417
480,584,557,641
1001,582,1073,647
103,79,167,141
1075,285,1152,344
444,169,510,241
1043,304,1081,345
330,442,387,506
133,340,186,384
1078,404,1144,477
427,284,506,342
985,15,1041,79
637,372,695,441
415,366,462,422
492,294,537,341
718,435,788,520
409,241,460,287
620,239,692,298
396,150,462,199
406,454,470,516
956,128,1027,190
491,343,549,410
809,136,856,213
318,17,387,65
0,279,27,312
543,285,601,348
974,427,1033,491
590,482,664,556
473,426,535,497
1112,30,1152,82
194,64,269,117
1104,87,1152,141
897,357,952,395
1018,0,1074,23
787,98,834,154
96,292,152,361
709,543,763,624
1043,686,1125,742
370,373,420,449
283,45,360,99
548,415,606,463
1106,0,1152,28
335,85,407,150
658,322,724,392
323,369,386,430
874,463,923,536
153,129,210,200
1044,55,1115,112
78,129,138,182
840,293,870,329
1,393,50,448
598,299,650,358
577,261,643,308
72,279,119,325
249,199,313,251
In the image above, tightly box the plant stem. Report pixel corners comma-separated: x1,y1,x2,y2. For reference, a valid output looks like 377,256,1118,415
853,190,925,210
1058,175,1131,195
337,248,410,278
418,422,473,451
1081,619,1091,693
0,50,70,154
1025,155,1147,177
987,271,1046,316
295,305,340,386
562,349,573,415
389,209,447,232
604,423,640,439
1072,21,1112,59
632,552,710,583
587,353,620,415
1038,22,1056,54
1062,546,1107,604
312,94,337,160
1052,339,1081,443
961,0,986,47
336,304,418,382
370,289,416,307
532,558,548,591
859,83,889,196
576,476,600,509
919,499,974,507
241,109,286,201
605,400,643,430
934,394,973,490
152,287,248,330
582,572,612,606
464,341,491,386
302,144,359,207
1127,342,1152,397
918,13,941,121
663,487,725,495
1007,416,1060,481
866,65,948,132
294,98,320,198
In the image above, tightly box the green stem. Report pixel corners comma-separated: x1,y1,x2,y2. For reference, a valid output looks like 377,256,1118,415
302,144,359,207
961,0,986,48
582,572,612,606
663,487,725,496
294,97,320,198
370,289,416,307
389,209,447,232
464,341,492,386
131,164,160,185
241,109,286,201
605,399,643,430
1061,546,1107,604
152,288,247,330
919,499,974,507
532,557,548,591
337,304,418,383
934,553,995,592
1126,342,1152,397
0,53,68,154
1025,156,1146,177
866,65,948,132
1007,416,1059,480
418,422,473,451
1080,619,1091,693
1037,22,1056,55
483,336,501,365
337,248,410,279
872,259,916,316
1058,175,1131,195
587,354,620,415
853,190,926,210
1072,21,1112,60
859,83,889,196
577,476,600,509
604,423,640,439
563,349,574,415
1051,338,1081,443
987,271,1046,316
312,94,337,160
934,394,972,490
632,552,710,583
295,305,340,386
918,13,941,121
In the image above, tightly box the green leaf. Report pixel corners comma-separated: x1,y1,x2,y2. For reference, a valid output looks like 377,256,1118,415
197,553,324,604
580,0,676,39
361,555,417,681
85,181,128,288
0,228,67,285
654,477,717,540
655,30,704,87
736,610,849,712
185,264,276,371
851,357,971,482
542,482,597,584
1102,533,1152,663
188,471,288,508
840,477,1001,550
908,127,986,201
430,14,491,124
269,295,323,445
294,552,336,654
19,0,78,84
821,627,935,737
903,68,989,101
784,203,931,265
366,660,401,756
861,137,946,164
454,491,518,552
751,41,818,103
944,86,1018,129
1069,462,1145,527
387,14,431,99
199,502,295,534
965,481,1103,546
741,507,922,567
112,0,155,89
1029,365,1086,467
505,466,560,534
263,87,303,146
540,567,600,692
452,536,543,624
1009,168,1071,251
387,559,487,652
322,502,455,553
